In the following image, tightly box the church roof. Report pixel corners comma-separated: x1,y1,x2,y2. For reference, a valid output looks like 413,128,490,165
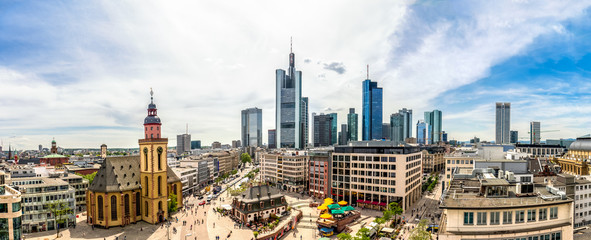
41,154,67,158
88,155,181,193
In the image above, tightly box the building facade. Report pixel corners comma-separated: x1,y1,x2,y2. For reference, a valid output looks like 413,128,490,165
191,140,201,149
241,107,263,148
301,97,309,147
421,146,445,173
0,185,22,240
275,43,303,149
391,113,403,143
339,124,348,145
231,186,287,224
268,130,276,149
347,108,358,142
554,135,591,176
382,123,391,141
510,130,518,144
530,121,541,144
416,120,428,145
86,90,182,228
424,110,442,144
329,113,338,145
331,143,422,211
362,80,383,141
176,134,191,155
309,150,331,199
261,152,309,193
495,102,511,144
399,108,412,140
515,143,564,158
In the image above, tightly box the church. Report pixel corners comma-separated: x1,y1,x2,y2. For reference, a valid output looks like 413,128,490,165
86,90,183,227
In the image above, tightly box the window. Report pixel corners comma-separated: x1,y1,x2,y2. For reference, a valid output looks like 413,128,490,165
157,147,163,170
503,211,512,224
157,176,162,196
135,192,141,216
477,212,487,225
463,212,474,225
0,204,7,213
97,196,104,220
124,194,130,216
539,208,547,221
550,207,558,219
516,210,525,223
143,148,149,171
11,202,20,213
527,209,536,222
145,201,149,216
111,196,118,221
145,176,149,196
490,212,500,225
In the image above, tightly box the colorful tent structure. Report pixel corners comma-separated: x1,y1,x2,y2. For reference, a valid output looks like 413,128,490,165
338,201,348,205
331,209,345,214
342,206,355,211
328,204,341,209
317,205,328,210
320,213,333,219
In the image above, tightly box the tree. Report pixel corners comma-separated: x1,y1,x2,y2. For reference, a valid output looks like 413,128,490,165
48,200,73,238
409,219,432,240
384,202,403,227
168,193,178,213
337,232,352,240
76,172,97,185
241,153,252,164
355,227,371,240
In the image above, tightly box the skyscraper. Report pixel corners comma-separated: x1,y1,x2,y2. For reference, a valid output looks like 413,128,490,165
329,113,338,145
347,108,358,142
495,102,511,144
424,110,442,144
382,123,391,140
399,108,413,140
268,129,276,149
510,130,518,144
301,97,309,147
530,121,541,144
416,120,428,144
339,124,348,145
313,114,333,147
362,79,383,140
276,40,303,149
391,113,403,142
241,107,263,147
177,133,191,154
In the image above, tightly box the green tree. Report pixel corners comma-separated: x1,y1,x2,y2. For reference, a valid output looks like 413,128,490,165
168,193,178,213
48,200,73,238
385,202,403,226
337,232,352,240
241,153,252,164
75,172,97,185
355,227,371,240
409,219,431,240
231,169,238,175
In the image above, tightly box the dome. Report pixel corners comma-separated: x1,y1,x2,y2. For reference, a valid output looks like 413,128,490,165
144,115,161,124
101,144,107,147
148,103,157,109
568,135,591,151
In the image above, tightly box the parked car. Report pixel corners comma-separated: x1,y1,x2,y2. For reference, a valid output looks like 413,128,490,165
197,195,204,200
199,201,206,206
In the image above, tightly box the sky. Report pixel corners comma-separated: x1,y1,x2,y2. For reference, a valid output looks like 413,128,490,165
1,0,591,150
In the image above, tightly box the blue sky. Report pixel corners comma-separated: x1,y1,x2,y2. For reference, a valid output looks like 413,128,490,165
1,1,591,149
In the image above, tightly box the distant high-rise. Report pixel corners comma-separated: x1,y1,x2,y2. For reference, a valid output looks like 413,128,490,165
268,129,276,149
362,78,383,140
339,124,348,145
301,97,309,147
38,144,42,152
391,113,403,142
191,140,201,149
424,110,442,143
329,113,338,145
347,108,358,141
416,120,428,144
442,131,448,142
399,108,413,139
241,107,263,147
232,140,241,148
313,114,333,147
495,102,511,144
510,131,518,144
177,133,191,154
382,123,391,140
530,121,541,144
276,40,303,149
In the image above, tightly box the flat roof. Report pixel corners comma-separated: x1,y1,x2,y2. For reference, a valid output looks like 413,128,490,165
441,185,571,209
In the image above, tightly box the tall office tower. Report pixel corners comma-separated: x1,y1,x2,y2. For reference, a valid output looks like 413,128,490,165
495,102,511,144
313,114,333,147
510,131,518,144
362,79,383,140
268,129,276,149
276,40,303,149
530,121,541,144
177,133,191,154
339,124,348,145
424,110,442,144
390,113,403,142
191,140,201,149
399,108,413,140
347,108,358,141
441,131,448,142
38,144,42,152
311,113,317,146
416,120,428,144
329,113,338,144
301,97,309,147
241,107,263,147
382,123,391,140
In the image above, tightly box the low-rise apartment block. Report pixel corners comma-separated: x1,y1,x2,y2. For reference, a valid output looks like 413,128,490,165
261,152,309,193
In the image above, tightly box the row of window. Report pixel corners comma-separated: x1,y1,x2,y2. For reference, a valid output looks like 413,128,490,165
446,159,474,165
464,207,558,225
465,231,561,240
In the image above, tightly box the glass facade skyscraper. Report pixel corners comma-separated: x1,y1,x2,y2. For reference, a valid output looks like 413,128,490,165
416,120,428,144
495,102,511,144
329,113,338,145
313,114,333,147
399,108,412,140
390,113,403,142
424,110,442,144
362,80,382,140
347,108,358,141
530,121,540,144
276,44,303,149
268,129,276,149
510,130,518,144
241,107,263,147
301,97,309,147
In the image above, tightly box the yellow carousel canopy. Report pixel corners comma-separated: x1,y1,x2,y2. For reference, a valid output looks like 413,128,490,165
320,213,332,219
317,205,328,210
338,201,348,205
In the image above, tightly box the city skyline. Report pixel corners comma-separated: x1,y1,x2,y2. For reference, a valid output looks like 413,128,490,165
2,1,591,149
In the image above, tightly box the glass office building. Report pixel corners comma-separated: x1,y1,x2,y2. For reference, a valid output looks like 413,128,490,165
424,110,442,144
329,113,338,145
241,107,263,147
362,80,383,140
276,46,303,149
347,108,358,141
416,120,428,144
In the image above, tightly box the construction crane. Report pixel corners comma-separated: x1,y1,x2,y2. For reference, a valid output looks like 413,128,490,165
518,130,560,140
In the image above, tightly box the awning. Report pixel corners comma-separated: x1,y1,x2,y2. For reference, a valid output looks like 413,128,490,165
331,210,345,214
221,204,232,210
342,206,355,211
338,201,348,205
357,199,366,203
320,227,333,233
320,213,332,219
328,204,341,209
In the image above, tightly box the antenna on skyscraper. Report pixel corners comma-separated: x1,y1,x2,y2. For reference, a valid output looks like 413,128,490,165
367,64,369,79
290,36,293,53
